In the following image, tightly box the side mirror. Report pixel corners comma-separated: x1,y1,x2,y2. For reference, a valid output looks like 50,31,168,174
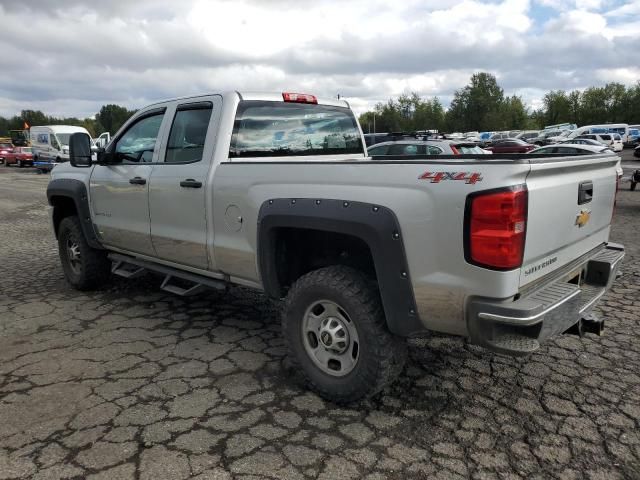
69,133,93,168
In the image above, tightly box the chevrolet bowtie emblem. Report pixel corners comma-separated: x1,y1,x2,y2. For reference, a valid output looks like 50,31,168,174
575,209,591,228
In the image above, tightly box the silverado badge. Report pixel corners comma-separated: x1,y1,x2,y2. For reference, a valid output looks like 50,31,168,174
575,209,591,228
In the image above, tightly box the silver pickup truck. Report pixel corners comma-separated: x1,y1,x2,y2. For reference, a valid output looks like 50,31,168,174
47,91,624,403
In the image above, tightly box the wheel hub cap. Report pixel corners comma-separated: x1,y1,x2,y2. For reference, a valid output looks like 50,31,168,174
302,300,359,377
319,317,349,353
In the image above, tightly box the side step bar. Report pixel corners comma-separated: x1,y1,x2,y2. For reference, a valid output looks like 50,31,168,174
108,253,227,296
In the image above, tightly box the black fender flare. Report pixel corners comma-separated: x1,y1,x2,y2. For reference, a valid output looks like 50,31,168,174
46,178,103,250
257,198,423,337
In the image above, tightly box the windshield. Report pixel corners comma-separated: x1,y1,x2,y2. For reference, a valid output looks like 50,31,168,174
230,101,364,158
55,133,73,146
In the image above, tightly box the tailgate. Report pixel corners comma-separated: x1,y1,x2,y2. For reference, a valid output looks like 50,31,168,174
520,154,618,287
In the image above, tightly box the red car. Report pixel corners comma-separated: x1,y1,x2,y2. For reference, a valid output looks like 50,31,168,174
486,138,535,153
5,146,34,167
0,143,14,164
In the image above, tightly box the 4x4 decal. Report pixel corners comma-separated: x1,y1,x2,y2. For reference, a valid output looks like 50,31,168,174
419,172,483,184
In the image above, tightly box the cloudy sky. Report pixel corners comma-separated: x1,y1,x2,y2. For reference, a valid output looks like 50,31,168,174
0,0,638,118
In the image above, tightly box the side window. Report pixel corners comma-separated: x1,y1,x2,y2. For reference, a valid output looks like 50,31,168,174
37,133,48,144
427,145,443,154
556,147,576,154
114,112,164,164
368,145,389,155
165,103,213,163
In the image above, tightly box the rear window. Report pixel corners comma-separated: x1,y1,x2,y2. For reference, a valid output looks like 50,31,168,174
230,101,364,158
457,145,485,154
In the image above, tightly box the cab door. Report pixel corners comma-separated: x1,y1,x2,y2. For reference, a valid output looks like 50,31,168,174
148,96,221,269
90,107,169,256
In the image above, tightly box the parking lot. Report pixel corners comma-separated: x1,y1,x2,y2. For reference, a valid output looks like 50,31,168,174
0,155,639,480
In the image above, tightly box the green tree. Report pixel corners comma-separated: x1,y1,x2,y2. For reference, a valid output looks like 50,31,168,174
95,104,135,135
542,90,571,126
446,72,505,131
500,96,528,130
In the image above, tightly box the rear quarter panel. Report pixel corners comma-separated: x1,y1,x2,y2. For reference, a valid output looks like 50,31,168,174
212,159,530,336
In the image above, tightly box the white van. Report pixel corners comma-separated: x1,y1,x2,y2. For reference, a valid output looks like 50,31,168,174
30,125,92,168
568,124,630,143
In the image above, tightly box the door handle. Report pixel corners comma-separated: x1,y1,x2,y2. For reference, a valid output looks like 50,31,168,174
180,179,202,188
129,177,147,185
578,181,593,205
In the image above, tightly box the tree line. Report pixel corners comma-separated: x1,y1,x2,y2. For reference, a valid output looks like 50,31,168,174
359,72,640,133
0,104,136,138
3,75,640,138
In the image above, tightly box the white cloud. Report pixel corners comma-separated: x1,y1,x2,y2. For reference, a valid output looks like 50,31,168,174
0,0,638,118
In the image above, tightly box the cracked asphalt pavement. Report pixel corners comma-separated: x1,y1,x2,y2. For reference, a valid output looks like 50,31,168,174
0,158,639,480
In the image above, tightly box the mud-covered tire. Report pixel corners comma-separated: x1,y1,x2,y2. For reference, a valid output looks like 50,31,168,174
282,265,407,404
58,216,110,290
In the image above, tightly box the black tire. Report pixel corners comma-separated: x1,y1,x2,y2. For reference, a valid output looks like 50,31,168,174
631,182,637,192
17,159,22,168
58,216,110,290
282,265,407,404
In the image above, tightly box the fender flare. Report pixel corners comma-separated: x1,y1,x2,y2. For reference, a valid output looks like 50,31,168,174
257,198,423,337
46,178,103,250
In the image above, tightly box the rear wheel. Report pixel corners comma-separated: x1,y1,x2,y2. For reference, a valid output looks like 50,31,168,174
631,182,637,191
282,266,407,404
58,216,110,290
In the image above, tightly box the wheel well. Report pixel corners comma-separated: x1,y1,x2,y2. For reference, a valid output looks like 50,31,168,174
51,196,78,238
271,228,377,293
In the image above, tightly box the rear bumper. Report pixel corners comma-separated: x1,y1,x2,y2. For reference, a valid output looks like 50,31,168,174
467,242,624,356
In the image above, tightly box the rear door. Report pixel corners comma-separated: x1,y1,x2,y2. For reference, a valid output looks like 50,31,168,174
148,96,221,269
520,154,619,286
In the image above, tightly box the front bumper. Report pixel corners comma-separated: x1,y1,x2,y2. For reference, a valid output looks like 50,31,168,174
467,243,625,356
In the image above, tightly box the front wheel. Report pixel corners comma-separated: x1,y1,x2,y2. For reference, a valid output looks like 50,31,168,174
58,216,111,290
17,160,23,168
282,266,407,404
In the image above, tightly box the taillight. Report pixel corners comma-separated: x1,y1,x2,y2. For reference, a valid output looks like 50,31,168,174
465,186,528,270
282,92,318,104
450,145,460,155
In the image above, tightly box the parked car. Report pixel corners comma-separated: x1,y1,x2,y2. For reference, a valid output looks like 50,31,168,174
48,90,624,403
484,132,511,145
559,138,612,149
529,144,611,155
367,140,488,156
514,130,540,143
4,146,34,167
531,130,565,145
630,169,640,191
0,142,14,164
634,144,640,158
576,134,621,151
610,133,624,152
485,138,536,153
529,144,622,177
